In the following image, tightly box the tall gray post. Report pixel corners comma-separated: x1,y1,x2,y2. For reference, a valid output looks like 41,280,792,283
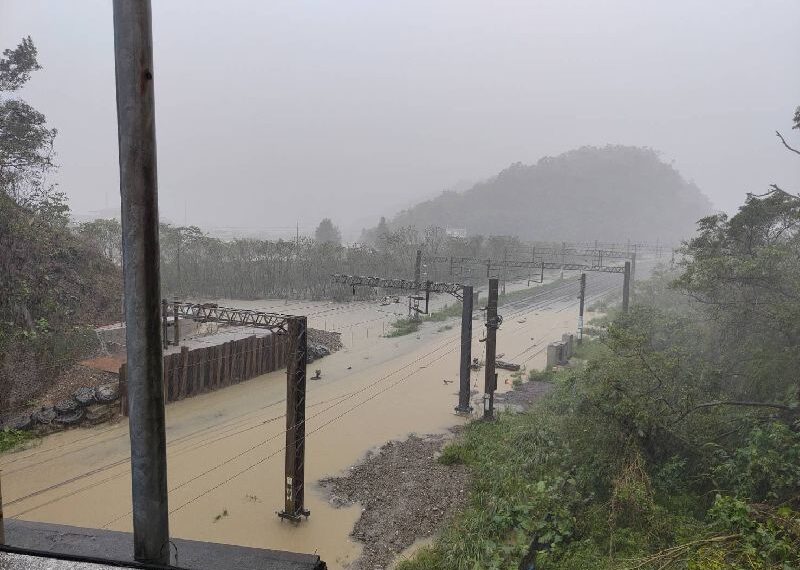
172,300,180,346
113,0,170,563
484,278,499,420
279,317,310,521
501,248,507,295
1,470,5,544
161,299,168,349
578,273,586,345
622,261,631,313
412,249,423,320
455,285,474,413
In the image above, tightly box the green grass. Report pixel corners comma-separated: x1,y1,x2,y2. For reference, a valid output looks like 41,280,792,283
0,429,35,454
385,317,421,337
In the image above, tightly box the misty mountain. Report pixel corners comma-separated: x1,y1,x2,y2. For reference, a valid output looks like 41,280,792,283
368,146,713,245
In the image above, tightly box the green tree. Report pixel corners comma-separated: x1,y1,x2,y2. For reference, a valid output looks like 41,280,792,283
0,36,61,215
314,217,342,245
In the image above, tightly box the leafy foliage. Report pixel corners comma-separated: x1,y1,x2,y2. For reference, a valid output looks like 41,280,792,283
399,185,800,570
314,217,342,245
0,428,34,453
0,38,121,412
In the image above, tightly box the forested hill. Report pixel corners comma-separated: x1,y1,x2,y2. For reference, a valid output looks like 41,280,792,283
373,146,713,244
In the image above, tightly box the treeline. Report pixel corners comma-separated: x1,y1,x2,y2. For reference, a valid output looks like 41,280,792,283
364,145,713,245
399,187,800,569
78,220,533,300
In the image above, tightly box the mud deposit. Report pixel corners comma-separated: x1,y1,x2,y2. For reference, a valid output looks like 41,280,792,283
495,380,554,410
321,433,469,570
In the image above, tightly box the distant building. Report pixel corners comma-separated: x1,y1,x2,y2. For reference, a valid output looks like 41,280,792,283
446,226,467,238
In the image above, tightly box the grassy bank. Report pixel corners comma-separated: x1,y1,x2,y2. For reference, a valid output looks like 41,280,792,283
0,428,35,453
398,311,800,570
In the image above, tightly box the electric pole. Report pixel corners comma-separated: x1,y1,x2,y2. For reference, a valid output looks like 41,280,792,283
455,285,474,414
502,248,507,295
578,273,586,345
622,261,631,313
484,278,499,420
412,249,423,320
280,316,310,521
113,0,170,563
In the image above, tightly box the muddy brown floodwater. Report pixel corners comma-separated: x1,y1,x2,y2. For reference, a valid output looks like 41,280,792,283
0,271,621,569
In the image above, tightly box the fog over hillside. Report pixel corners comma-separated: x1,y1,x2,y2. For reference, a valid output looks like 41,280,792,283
365,145,712,244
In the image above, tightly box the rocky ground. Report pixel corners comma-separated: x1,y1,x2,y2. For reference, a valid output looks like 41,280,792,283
320,431,470,570
320,378,555,569
494,380,554,410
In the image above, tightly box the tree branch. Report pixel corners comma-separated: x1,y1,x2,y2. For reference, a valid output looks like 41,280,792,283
776,131,800,156
692,400,796,413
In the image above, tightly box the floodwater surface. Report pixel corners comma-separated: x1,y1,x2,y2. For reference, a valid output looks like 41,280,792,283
1,271,624,568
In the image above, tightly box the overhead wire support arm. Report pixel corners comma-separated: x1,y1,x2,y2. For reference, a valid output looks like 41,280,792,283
331,274,466,300
171,302,294,333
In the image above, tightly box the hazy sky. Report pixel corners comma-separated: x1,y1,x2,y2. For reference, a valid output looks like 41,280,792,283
2,0,799,239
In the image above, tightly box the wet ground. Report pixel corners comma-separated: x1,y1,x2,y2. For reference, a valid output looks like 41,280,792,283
320,431,469,570
0,267,639,569
0,553,123,570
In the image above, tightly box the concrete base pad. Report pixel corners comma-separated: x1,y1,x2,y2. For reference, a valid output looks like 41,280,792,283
3,519,326,570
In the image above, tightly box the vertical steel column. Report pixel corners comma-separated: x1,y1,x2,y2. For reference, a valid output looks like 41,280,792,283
412,249,422,320
622,261,631,313
455,285,474,413
484,278,499,420
113,1,169,563
1,470,5,544
161,299,168,349
501,248,507,295
578,273,586,345
172,300,180,346
279,316,310,521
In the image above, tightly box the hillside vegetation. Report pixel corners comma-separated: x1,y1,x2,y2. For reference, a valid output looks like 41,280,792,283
0,38,121,413
367,146,712,244
398,188,800,570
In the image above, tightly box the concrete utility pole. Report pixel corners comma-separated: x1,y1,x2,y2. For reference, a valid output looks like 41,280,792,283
484,278,499,420
455,285,474,414
113,0,170,563
622,261,631,313
279,317,310,521
578,273,586,345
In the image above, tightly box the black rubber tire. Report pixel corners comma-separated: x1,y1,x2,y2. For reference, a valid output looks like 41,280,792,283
54,408,84,426
73,386,96,407
33,408,57,425
4,414,33,431
54,398,79,414
95,383,120,403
